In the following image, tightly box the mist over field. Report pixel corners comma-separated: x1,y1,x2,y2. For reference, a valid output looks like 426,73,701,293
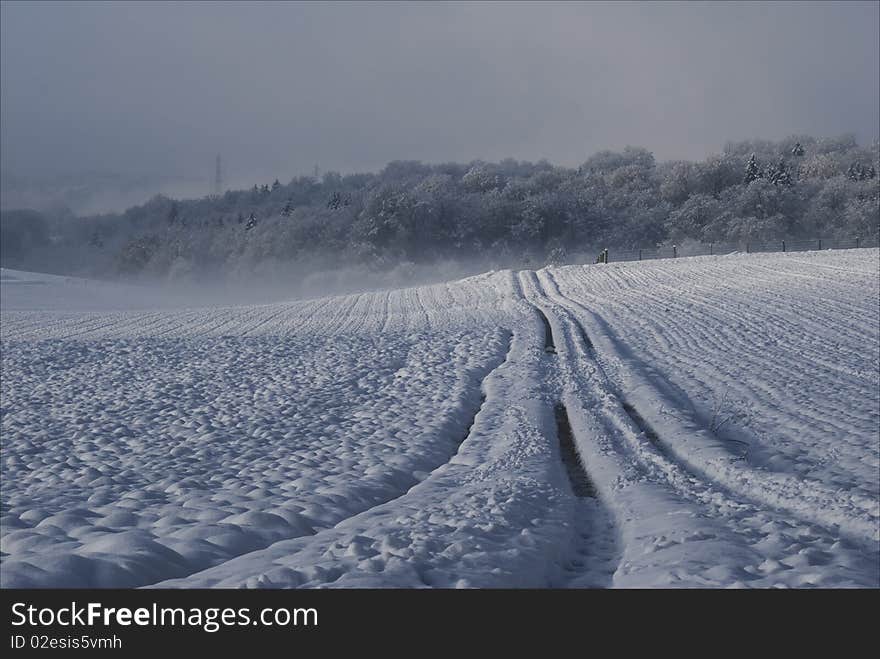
1,133,878,307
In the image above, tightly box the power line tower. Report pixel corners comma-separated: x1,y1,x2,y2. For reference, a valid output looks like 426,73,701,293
214,154,224,197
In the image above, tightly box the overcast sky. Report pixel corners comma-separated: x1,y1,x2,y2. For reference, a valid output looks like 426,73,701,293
2,0,878,187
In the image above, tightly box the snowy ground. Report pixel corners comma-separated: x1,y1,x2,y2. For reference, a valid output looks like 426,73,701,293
1,250,878,588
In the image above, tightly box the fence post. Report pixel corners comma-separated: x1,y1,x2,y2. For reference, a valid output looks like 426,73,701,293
638,249,642,261
818,239,822,250
782,240,786,253
673,245,677,258
710,243,713,255
605,249,609,264
856,237,860,249
746,242,750,254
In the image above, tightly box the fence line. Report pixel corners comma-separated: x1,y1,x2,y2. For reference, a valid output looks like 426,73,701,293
592,236,880,264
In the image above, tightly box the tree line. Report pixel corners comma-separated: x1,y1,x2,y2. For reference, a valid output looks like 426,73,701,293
1,134,877,281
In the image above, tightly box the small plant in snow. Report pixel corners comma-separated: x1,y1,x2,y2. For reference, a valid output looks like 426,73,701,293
709,387,735,432
708,386,752,460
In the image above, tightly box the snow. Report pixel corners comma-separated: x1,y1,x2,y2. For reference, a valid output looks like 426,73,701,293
1,251,878,588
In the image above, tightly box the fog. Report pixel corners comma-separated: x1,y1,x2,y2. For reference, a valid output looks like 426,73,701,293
1,255,510,312
2,1,878,212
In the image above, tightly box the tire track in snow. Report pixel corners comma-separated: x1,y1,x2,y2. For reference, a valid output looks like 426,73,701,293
554,403,597,498
535,306,557,354
551,402,619,587
524,269,879,587
552,260,878,449
540,268,879,551
517,271,621,588
550,263,870,450
147,331,513,588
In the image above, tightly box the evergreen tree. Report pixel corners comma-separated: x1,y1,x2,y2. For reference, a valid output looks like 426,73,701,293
847,162,863,181
791,142,805,157
282,199,293,216
272,179,281,191
768,158,792,186
245,212,257,230
744,154,761,184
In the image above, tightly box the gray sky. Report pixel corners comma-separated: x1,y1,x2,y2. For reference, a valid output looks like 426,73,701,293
2,0,878,188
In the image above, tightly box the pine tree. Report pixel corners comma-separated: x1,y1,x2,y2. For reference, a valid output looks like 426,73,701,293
744,154,761,184
768,158,792,186
790,142,804,157
245,213,257,231
847,162,863,181
272,179,281,191
282,199,293,217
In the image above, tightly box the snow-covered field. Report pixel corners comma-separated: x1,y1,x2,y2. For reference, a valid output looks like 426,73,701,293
1,250,878,588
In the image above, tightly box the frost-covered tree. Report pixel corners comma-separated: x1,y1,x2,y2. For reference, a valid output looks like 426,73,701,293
461,165,500,193
659,161,696,205
744,154,762,184
665,193,721,242
116,235,160,275
695,154,739,196
767,158,792,186
844,195,880,239
846,162,877,181
798,153,839,180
